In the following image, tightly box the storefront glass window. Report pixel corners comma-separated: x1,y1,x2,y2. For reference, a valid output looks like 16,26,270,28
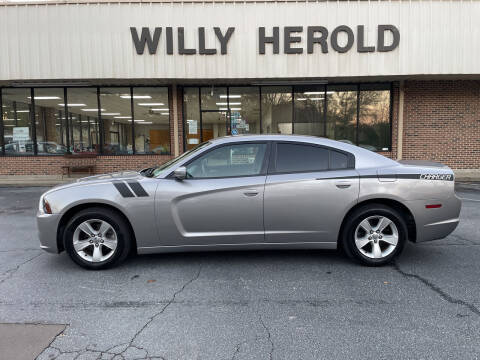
99,88,132,155
1,88,34,155
359,84,391,152
201,86,229,140
66,88,100,154
184,88,201,150
294,85,325,136
228,87,260,135
32,88,68,155
132,87,170,154
201,86,227,110
261,86,293,134
326,85,358,145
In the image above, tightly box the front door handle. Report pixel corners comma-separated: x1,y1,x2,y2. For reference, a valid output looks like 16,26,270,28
335,181,351,189
243,189,259,197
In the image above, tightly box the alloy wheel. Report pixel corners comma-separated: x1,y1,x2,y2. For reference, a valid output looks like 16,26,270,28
354,215,399,259
72,219,118,263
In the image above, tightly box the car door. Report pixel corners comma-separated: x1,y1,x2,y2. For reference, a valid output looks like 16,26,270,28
155,142,270,246
264,142,359,244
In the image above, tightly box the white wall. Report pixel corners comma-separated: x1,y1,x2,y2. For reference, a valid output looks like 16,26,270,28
0,0,479,81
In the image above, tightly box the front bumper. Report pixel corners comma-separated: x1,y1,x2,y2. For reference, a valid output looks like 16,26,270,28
36,212,61,253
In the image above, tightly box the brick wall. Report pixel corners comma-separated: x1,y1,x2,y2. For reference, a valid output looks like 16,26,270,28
0,155,174,176
177,86,185,154
402,80,480,169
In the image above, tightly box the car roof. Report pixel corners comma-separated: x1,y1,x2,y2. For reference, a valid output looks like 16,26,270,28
208,135,398,169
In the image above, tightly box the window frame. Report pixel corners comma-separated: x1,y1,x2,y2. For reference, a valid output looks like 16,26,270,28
169,141,272,180
268,141,355,175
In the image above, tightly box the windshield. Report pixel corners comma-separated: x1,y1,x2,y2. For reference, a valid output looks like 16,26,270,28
150,141,211,177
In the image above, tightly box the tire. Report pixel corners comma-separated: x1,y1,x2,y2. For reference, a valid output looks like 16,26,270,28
341,204,407,266
63,207,132,270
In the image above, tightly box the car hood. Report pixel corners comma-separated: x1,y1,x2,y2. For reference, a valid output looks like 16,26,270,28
45,171,143,195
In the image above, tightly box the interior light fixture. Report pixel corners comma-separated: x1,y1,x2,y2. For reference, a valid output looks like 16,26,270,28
150,108,169,111
309,98,324,101
138,103,164,106
160,113,169,115
216,102,241,106
59,103,86,107
120,95,152,99
129,119,146,122
102,112,121,116
27,96,61,100
114,116,131,119
218,108,228,111
230,108,242,111
297,98,307,101
4,124,14,127
303,92,324,95
219,95,242,99
140,122,153,124
82,108,105,112
11,110,30,113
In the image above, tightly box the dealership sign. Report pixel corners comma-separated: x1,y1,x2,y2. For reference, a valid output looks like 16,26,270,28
130,25,400,56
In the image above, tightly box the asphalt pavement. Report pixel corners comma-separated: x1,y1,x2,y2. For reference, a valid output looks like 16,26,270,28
0,184,479,360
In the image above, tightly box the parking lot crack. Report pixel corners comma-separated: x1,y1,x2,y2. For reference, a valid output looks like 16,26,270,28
258,313,274,360
393,262,480,317
0,252,43,285
94,264,202,359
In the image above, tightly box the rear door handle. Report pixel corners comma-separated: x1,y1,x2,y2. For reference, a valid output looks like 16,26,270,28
335,181,351,189
243,189,259,197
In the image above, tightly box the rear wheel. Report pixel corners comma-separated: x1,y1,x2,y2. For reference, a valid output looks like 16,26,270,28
341,204,407,266
64,207,132,270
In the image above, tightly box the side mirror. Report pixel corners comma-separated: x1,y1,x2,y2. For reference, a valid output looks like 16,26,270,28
173,166,187,180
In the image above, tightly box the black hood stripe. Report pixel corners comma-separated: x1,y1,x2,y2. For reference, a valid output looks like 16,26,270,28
315,173,453,181
127,181,149,197
113,181,135,198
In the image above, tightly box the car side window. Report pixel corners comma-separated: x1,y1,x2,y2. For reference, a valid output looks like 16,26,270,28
330,150,349,170
186,143,267,179
275,143,329,173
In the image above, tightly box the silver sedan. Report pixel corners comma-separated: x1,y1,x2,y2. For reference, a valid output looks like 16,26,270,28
37,135,461,269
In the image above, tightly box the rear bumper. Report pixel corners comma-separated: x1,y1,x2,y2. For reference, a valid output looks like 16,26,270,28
36,212,61,253
407,194,462,243
419,217,460,242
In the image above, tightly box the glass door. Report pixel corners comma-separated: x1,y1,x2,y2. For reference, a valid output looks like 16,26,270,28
201,110,230,141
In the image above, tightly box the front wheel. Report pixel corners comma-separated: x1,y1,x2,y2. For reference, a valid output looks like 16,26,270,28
64,207,132,270
341,204,407,266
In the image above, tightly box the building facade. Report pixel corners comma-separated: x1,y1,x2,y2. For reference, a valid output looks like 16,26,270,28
0,0,479,178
